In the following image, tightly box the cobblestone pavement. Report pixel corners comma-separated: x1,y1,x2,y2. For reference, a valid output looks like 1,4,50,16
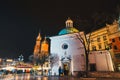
37,76,120,80
0,74,120,80
97,77,120,80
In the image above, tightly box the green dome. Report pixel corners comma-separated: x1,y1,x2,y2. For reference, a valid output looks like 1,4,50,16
58,27,79,35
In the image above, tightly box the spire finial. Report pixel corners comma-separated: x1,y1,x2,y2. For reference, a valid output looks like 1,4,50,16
37,31,41,41
42,35,48,44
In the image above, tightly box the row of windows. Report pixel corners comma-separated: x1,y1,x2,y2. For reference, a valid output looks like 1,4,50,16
90,36,107,42
91,42,111,50
97,36,107,42
112,37,120,42
90,36,120,43
92,45,118,51
90,37,120,44
92,44,102,50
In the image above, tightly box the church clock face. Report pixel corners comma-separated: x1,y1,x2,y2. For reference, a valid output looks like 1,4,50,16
62,43,68,49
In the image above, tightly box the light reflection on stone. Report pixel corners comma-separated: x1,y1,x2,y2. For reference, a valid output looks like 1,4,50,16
13,74,49,80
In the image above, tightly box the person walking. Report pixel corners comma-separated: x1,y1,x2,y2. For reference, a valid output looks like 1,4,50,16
58,66,62,76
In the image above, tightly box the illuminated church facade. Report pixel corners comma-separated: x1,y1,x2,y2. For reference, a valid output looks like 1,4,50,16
50,34,86,75
33,33,50,74
33,33,49,59
33,18,114,76
49,18,114,75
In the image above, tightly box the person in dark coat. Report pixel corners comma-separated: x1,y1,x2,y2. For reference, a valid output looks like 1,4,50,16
58,66,62,76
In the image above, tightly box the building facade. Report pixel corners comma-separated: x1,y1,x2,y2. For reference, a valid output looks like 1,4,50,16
108,17,120,71
86,25,110,51
89,50,114,71
33,33,49,61
86,16,120,71
49,18,114,76
33,33,50,75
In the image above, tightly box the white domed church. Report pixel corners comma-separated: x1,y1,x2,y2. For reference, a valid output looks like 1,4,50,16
49,18,114,76
49,18,86,75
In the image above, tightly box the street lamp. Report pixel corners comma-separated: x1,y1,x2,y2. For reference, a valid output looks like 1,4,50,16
18,54,24,62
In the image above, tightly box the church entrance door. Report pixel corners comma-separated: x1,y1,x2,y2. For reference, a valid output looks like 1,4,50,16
62,62,70,76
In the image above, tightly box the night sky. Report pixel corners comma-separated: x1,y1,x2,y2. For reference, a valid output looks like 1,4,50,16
0,0,119,61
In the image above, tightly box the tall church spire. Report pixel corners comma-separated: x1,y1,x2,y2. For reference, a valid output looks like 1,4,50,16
34,32,42,59
65,17,73,28
36,32,41,41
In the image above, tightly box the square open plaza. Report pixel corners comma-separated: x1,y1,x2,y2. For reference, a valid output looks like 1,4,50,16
0,17,120,80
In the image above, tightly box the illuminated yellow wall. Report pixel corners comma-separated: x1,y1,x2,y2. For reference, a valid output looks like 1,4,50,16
87,20,119,51
87,20,120,69
87,27,110,51
41,43,48,52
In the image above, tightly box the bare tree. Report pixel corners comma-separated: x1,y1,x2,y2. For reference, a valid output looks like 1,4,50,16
76,33,90,69
74,19,96,77
49,54,59,70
